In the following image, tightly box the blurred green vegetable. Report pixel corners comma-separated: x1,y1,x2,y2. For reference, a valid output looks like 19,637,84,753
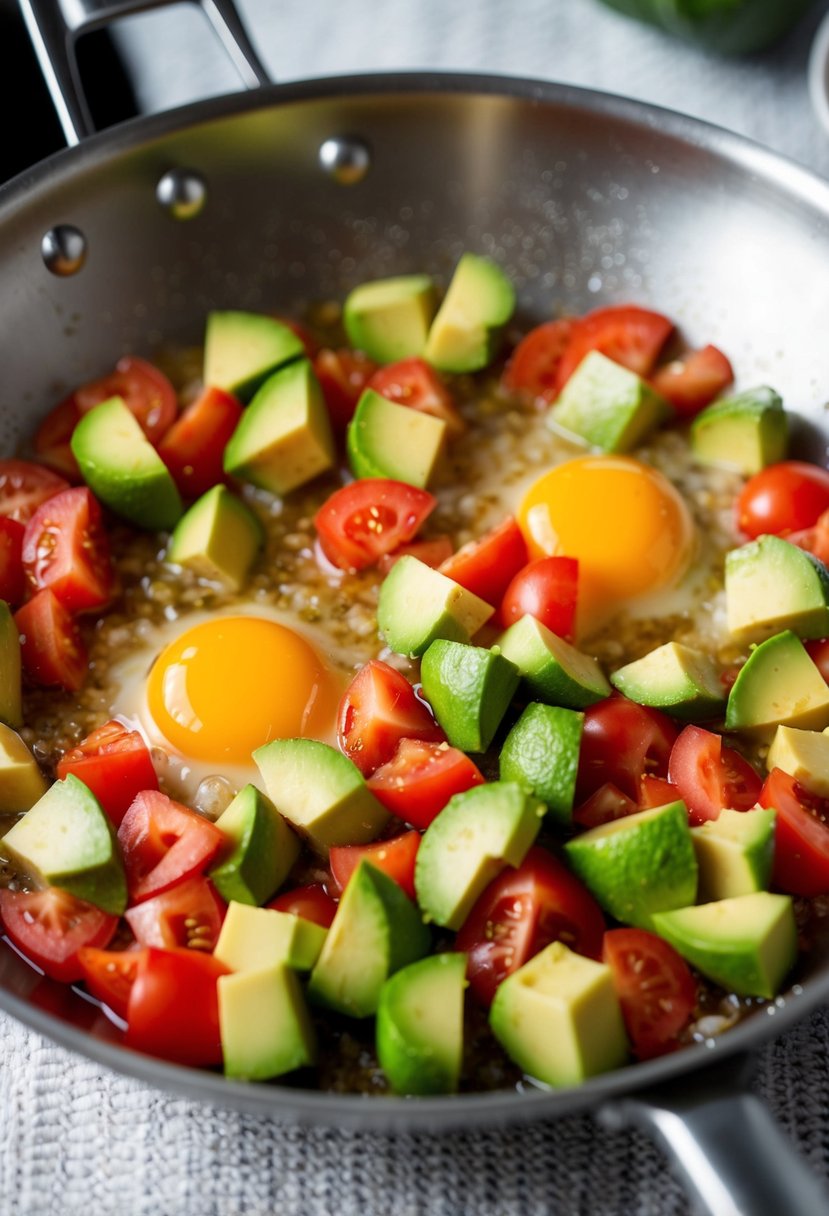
596,0,816,55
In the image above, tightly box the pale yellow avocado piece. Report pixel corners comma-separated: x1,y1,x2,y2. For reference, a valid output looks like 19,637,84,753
218,963,317,1080
0,724,48,812
725,630,829,738
347,390,448,489
767,725,829,798
691,808,776,901
166,485,263,591
725,535,829,643
377,556,494,657
343,274,437,363
489,941,629,1088
424,253,515,373
214,902,327,973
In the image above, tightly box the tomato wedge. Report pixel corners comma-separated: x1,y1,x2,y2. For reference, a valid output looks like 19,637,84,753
73,356,177,444
117,790,224,904
0,517,25,606
268,884,338,928
329,831,421,901
638,774,681,809
313,348,377,431
650,344,733,417
57,719,158,826
125,876,226,952
456,847,606,1006
315,479,436,572
788,508,829,567
668,725,761,825
499,556,578,639
157,386,243,499
554,305,673,394
377,535,454,574
572,782,638,830
576,696,678,803
367,738,485,829
602,928,696,1059
34,396,83,480
369,358,465,435
737,461,829,540
78,946,145,1020
337,659,444,776
15,588,89,692
22,486,116,613
806,638,829,684
125,946,228,1066
759,768,829,895
500,319,575,403
0,887,117,983
438,516,529,607
0,460,70,524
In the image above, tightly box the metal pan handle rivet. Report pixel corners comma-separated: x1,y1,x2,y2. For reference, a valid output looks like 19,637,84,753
41,225,87,276
319,136,372,185
156,169,207,220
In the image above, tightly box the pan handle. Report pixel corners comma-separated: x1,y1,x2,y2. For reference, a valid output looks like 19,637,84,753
598,1052,829,1216
18,0,271,147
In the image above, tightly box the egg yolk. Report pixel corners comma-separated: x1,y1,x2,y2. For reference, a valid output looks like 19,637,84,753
517,455,695,635
146,616,339,765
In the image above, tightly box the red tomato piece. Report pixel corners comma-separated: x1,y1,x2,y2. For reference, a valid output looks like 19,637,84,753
577,696,678,803
329,831,421,901
315,479,437,572
668,724,761,826
737,461,829,539
368,358,465,436
57,719,158,826
759,768,829,895
0,887,117,983
0,517,25,606
157,386,243,499
555,305,673,393
125,876,226,952
15,589,88,692
456,847,606,1007
788,508,829,567
806,638,829,684
439,516,529,607
267,883,338,928
377,535,454,575
499,556,578,638
500,319,575,403
603,928,696,1059
73,356,177,444
78,946,144,1020
117,790,224,904
572,782,638,830
639,774,681,808
338,659,444,776
22,486,115,613
273,316,318,358
314,348,377,431
34,396,82,480
0,460,70,524
649,345,734,417
125,946,228,1067
367,738,485,829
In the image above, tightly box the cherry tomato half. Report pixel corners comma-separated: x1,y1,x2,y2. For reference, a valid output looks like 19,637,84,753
501,319,575,404
267,884,338,928
73,356,177,444
329,832,421,901
337,659,444,776
124,946,228,1067
57,719,159,826
0,460,70,524
788,509,829,567
572,782,638,830
737,461,829,539
367,738,485,829
760,768,829,895
603,928,696,1059
78,946,145,1020
22,486,116,613
125,876,227,952
314,349,377,432
649,344,733,418
668,725,761,825
499,556,578,638
576,696,678,803
369,358,464,435
377,535,454,575
439,516,529,607
315,479,436,572
554,305,673,394
0,887,117,983
157,386,243,499
117,790,224,904
15,588,89,692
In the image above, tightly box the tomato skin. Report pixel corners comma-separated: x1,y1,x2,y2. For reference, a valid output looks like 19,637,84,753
78,946,144,1020
315,479,436,573
759,769,829,895
576,696,678,803
737,461,829,539
501,319,575,403
788,508,829,567
125,946,229,1067
499,556,578,639
0,517,25,606
638,774,681,809
439,516,529,607
125,876,226,952
602,928,696,1059
73,356,177,445
0,888,117,983
15,589,89,692
368,358,465,436
367,738,485,829
377,535,454,575
337,659,444,776
572,782,638,829
806,638,829,684
555,305,673,394
117,790,225,904
457,847,606,1007
267,883,337,928
22,486,116,613
34,396,83,480
57,720,158,827
0,460,70,524
313,349,377,431
649,344,733,417
668,725,761,825
329,832,421,901
157,386,243,499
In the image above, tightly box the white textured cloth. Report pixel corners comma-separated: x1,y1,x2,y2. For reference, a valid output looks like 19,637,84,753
6,3,829,1214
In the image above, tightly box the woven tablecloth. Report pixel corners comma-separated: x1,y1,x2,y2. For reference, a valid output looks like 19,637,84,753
6,2,829,1213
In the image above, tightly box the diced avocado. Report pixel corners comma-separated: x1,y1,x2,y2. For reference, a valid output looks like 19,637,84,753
489,941,629,1088
725,535,829,643
214,901,327,972
420,640,519,753
414,781,544,930
343,275,437,363
308,860,430,1017
166,485,263,591
549,351,671,453
691,808,776,901
423,253,515,373
767,725,829,798
254,738,389,855
376,952,466,1095
564,801,697,930
496,615,611,709
652,891,797,1000
203,311,304,402
725,630,829,737
609,641,725,721
377,556,493,657
690,386,788,475
0,601,21,729
499,703,584,828
71,396,183,531
1,774,126,914
223,359,335,496
218,963,316,1080
208,784,300,906
346,389,447,488
0,723,47,812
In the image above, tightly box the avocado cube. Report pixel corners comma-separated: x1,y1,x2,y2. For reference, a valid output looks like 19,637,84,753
496,615,611,709
549,351,671,453
725,535,829,643
0,723,47,812
208,784,300,906
691,808,776,901
767,724,829,798
609,641,725,721
343,274,437,363
499,703,584,828
376,952,466,1096
725,630,829,737
377,556,494,657
214,902,327,972
0,602,21,729
167,485,264,591
420,639,520,753
424,253,515,373
490,942,629,1088
203,310,304,402
564,801,697,930
347,389,447,488
691,386,788,475
218,963,317,1079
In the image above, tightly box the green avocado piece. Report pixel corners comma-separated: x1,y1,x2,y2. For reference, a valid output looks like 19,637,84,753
71,396,183,531
414,781,544,930
766,725,829,798
690,386,788,475
499,703,584,828
0,601,21,729
254,738,389,855
725,630,829,737
0,724,48,812
609,641,725,721
208,784,300,906
725,535,829,644
1,774,126,914
691,808,776,902
223,359,335,496
549,351,671,453
564,800,697,930
377,556,494,657
496,615,611,709
423,253,515,373
166,485,263,591
376,952,467,1095
213,901,327,972
420,639,519,753
346,389,447,488
308,860,430,1017
203,311,304,402
218,963,317,1080
343,274,437,363
652,891,797,1000
489,941,629,1088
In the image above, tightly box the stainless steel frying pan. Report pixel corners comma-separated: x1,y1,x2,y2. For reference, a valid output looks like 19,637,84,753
5,2,829,1212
